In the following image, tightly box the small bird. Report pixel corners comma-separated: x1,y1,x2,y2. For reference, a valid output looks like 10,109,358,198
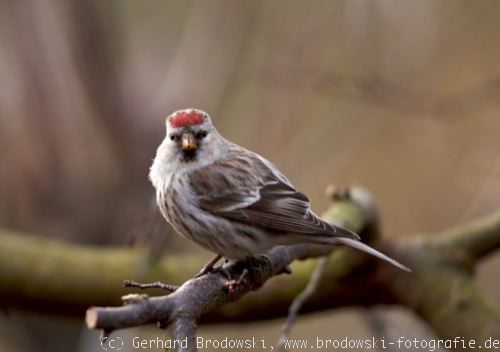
149,109,410,275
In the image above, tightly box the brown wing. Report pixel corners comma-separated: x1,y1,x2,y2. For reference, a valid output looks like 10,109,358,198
188,150,358,239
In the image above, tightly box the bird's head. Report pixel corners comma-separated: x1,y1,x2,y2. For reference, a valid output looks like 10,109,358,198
163,109,217,163
150,109,227,189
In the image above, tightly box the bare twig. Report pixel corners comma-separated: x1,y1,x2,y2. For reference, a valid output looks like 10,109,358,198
363,310,398,352
278,256,329,352
123,280,179,292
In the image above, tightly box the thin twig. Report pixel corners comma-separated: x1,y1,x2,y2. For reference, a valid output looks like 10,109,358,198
278,256,329,351
123,279,179,292
363,310,397,352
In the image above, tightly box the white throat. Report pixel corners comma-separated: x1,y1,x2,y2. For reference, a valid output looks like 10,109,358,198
148,129,229,192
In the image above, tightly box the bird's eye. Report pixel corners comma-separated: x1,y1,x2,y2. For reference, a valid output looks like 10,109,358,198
169,133,176,141
197,130,208,139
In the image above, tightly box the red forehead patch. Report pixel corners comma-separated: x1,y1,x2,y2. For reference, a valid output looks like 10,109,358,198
169,110,205,128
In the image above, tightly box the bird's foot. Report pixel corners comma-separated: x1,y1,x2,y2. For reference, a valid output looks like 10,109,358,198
223,256,269,292
123,279,179,292
225,269,249,295
194,254,223,278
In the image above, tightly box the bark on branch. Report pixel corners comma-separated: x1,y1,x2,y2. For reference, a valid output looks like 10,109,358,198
1,188,499,352
437,209,500,261
85,188,500,351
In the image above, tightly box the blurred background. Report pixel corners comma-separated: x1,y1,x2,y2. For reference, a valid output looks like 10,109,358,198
0,0,499,351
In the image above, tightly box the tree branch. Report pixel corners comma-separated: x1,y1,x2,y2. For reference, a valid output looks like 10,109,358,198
171,315,198,352
278,256,329,351
437,209,500,261
1,188,499,351
0,189,374,317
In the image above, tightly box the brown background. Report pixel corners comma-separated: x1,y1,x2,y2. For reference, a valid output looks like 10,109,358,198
0,1,499,351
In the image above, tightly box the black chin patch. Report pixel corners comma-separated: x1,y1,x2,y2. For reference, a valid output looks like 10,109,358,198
181,149,197,163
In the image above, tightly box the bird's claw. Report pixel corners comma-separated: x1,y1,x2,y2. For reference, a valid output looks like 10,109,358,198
225,269,249,295
194,254,223,278
194,266,214,278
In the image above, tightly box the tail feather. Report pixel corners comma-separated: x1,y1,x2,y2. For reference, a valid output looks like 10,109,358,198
333,225,361,241
334,237,411,272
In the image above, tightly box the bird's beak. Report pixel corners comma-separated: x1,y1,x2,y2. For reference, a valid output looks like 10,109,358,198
181,132,198,151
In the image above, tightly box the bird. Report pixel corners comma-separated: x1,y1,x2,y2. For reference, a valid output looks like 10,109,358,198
149,108,410,276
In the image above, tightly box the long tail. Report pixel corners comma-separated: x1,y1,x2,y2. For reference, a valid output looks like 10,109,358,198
334,237,411,272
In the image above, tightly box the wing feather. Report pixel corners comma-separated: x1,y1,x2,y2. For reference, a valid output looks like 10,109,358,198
188,150,357,239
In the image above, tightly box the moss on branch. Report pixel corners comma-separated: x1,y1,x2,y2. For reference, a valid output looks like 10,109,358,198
0,187,499,348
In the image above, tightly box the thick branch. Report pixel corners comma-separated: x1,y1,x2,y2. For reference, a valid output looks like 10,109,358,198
82,189,500,349
1,188,499,350
86,236,384,331
0,190,376,317
0,229,194,315
0,225,378,318
437,209,500,261
384,242,500,342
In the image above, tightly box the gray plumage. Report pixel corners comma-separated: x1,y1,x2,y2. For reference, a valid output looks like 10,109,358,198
150,109,410,272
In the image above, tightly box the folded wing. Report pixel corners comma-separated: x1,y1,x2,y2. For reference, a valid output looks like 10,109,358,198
188,151,358,239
